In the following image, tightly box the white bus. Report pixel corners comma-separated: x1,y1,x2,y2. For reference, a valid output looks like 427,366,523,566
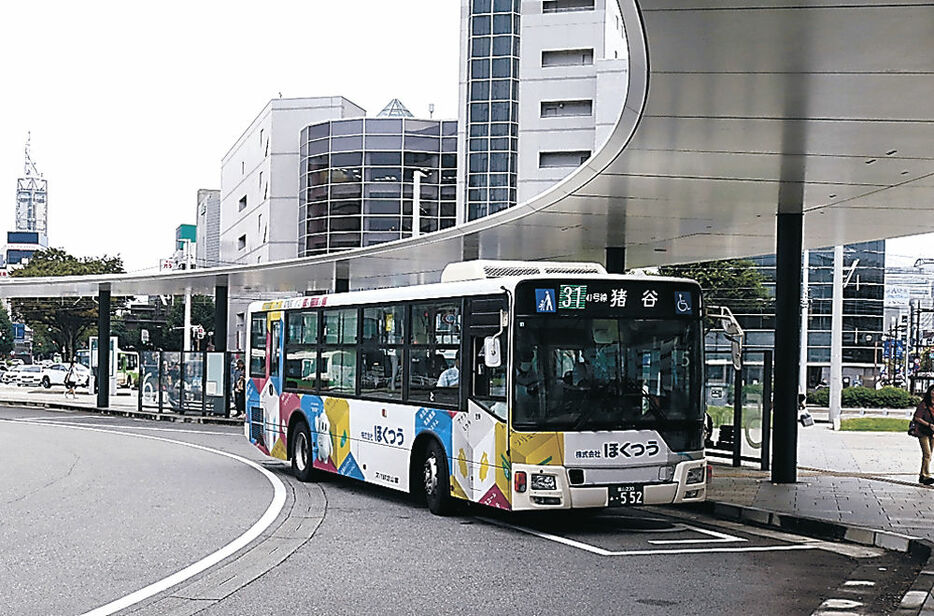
245,261,707,515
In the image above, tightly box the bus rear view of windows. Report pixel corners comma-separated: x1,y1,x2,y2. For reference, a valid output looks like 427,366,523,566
244,260,706,515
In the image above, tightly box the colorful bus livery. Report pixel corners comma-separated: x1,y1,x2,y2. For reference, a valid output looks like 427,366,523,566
246,260,708,515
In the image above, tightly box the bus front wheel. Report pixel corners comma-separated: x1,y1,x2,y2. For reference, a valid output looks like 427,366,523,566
291,421,314,482
422,440,454,516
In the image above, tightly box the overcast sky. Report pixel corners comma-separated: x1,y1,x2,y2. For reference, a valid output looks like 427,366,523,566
0,0,460,274
1,1,931,274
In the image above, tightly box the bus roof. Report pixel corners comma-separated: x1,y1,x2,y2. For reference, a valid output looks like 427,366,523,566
247,268,701,314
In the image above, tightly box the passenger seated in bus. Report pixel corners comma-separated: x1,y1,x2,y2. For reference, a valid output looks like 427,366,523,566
436,351,459,388
514,347,543,422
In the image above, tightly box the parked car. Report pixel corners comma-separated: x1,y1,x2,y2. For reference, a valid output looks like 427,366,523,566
17,365,44,388
41,363,90,388
1,365,28,385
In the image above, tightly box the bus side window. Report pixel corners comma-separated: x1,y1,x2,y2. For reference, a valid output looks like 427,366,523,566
250,314,267,378
270,320,282,378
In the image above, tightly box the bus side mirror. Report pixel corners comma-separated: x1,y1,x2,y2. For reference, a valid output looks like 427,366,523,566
484,336,502,368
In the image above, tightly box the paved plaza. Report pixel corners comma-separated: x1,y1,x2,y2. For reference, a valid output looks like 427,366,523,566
708,422,934,541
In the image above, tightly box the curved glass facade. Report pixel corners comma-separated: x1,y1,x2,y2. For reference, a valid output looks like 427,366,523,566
299,117,458,257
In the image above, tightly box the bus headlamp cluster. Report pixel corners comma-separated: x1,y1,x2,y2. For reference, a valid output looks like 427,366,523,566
530,473,557,491
685,466,705,485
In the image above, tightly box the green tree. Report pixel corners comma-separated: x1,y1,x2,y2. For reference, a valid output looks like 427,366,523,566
160,295,215,351
0,303,14,357
658,259,771,315
10,248,125,359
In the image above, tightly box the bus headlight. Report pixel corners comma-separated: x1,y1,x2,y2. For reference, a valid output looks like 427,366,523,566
686,466,705,485
531,474,557,491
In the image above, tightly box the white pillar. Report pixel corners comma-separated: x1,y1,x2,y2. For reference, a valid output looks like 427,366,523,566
413,171,423,237
829,245,844,429
799,249,810,394
183,289,192,352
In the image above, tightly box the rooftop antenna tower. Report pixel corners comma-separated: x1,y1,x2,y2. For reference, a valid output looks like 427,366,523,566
16,132,48,237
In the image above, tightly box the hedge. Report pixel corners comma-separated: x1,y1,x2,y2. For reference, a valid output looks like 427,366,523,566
806,386,919,409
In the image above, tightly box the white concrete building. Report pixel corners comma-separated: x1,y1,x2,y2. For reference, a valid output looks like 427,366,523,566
219,97,366,266
458,0,627,220
195,189,220,268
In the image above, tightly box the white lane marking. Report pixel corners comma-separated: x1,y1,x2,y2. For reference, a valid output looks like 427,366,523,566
819,599,862,609
19,415,107,421
12,418,233,436
479,517,815,557
5,418,286,616
648,524,747,545
843,580,875,587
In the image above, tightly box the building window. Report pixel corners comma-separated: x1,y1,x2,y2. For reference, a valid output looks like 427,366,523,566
258,171,263,195
259,128,264,149
541,100,593,118
539,150,592,168
238,234,246,251
542,0,594,12
241,161,245,175
238,195,247,212
541,48,594,67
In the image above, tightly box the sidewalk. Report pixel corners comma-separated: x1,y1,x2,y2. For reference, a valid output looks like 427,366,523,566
708,423,934,539
0,385,242,425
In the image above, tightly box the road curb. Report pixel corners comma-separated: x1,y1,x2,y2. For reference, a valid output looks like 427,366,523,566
689,500,934,615
0,398,243,426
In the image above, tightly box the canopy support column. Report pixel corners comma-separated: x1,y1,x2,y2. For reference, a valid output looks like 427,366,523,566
97,284,111,409
606,247,626,274
772,211,803,483
214,278,228,352
334,261,350,293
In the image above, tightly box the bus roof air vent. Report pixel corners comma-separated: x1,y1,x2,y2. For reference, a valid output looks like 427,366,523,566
441,260,607,282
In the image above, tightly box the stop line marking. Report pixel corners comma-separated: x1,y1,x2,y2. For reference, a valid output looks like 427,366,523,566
648,524,746,545
479,517,816,557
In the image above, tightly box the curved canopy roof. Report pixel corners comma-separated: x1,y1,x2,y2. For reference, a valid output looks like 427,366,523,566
2,0,933,298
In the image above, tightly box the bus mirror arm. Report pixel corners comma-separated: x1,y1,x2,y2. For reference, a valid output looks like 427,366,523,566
484,308,508,369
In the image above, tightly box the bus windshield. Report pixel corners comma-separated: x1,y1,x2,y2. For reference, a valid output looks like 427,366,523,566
513,316,702,432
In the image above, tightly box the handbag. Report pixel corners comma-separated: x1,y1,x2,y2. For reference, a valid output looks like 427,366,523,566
798,410,814,427
910,419,933,437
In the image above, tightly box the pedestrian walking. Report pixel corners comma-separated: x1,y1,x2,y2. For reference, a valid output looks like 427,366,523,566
233,359,246,417
64,359,78,400
912,384,934,485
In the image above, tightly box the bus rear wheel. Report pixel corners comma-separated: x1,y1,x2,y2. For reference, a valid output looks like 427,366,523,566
291,421,314,482
422,440,454,516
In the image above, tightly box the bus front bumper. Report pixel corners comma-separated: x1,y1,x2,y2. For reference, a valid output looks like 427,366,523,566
510,459,707,511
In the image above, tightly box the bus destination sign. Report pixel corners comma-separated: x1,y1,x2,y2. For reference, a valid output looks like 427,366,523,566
518,280,700,318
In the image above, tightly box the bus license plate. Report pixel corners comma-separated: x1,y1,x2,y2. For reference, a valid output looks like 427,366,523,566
608,484,644,506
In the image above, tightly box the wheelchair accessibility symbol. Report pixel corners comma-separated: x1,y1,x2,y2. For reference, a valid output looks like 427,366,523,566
674,292,693,315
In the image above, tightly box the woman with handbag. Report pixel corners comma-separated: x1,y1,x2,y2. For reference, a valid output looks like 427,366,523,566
913,384,934,485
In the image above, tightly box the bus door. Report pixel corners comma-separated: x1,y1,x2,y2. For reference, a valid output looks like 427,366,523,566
260,315,285,457
457,296,510,507
249,312,283,454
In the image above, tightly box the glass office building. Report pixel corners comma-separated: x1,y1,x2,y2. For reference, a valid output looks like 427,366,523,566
299,117,458,257
706,240,885,387
465,0,521,221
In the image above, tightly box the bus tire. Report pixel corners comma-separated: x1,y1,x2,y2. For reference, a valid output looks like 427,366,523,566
422,440,454,516
290,420,314,482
